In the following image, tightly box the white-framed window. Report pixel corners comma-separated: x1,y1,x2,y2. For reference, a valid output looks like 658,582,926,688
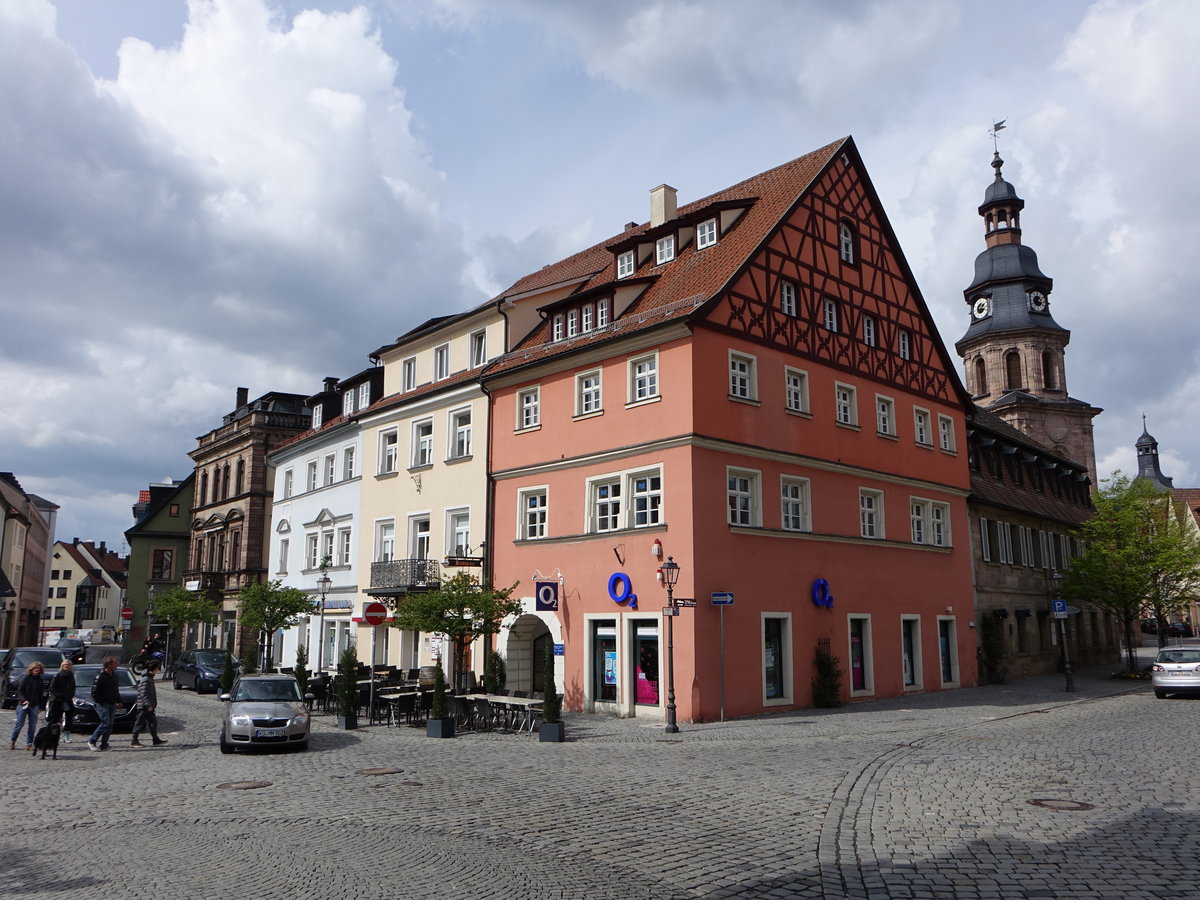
859,489,884,539
567,309,578,338
306,533,319,569
899,330,912,360
863,315,877,347
278,538,289,574
729,352,757,401
823,297,839,332
358,383,370,409
433,344,449,381
938,415,956,452
517,387,540,429
324,454,336,486
376,521,395,562
519,487,548,540
597,298,610,328
449,409,472,458
342,390,355,418
591,479,622,532
839,221,855,264
342,446,356,480
780,279,797,317
785,367,809,414
781,477,811,532
311,403,322,429
696,218,718,249
629,353,659,403
470,331,487,368
848,614,873,694
581,304,594,333
448,510,471,556
656,235,675,264
322,530,335,565
576,369,602,417
835,383,858,426
995,519,1014,564
402,357,416,392
910,498,950,546
727,468,760,527
1018,525,1035,565
587,468,663,532
409,516,431,560
630,471,662,527
380,431,398,474
617,250,635,279
307,461,318,492
876,395,896,436
914,408,932,446
980,517,992,563
762,613,792,704
338,528,352,566
412,419,433,467
282,469,293,499
551,315,564,342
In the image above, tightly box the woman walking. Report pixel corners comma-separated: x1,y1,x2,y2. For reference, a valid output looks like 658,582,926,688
10,661,45,751
48,659,76,743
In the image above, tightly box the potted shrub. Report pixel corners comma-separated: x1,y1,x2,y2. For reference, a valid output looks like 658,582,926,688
426,662,455,738
220,629,236,694
293,642,311,705
812,645,843,708
538,644,564,743
335,644,359,729
483,649,506,695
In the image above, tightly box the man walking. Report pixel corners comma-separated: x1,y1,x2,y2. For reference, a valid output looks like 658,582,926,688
87,657,123,751
130,659,167,748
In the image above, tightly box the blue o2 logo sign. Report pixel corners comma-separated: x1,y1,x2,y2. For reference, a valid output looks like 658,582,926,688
811,578,834,609
608,572,638,610
535,581,559,611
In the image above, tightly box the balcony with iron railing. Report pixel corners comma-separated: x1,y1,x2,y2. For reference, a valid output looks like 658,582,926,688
368,559,441,595
182,571,226,592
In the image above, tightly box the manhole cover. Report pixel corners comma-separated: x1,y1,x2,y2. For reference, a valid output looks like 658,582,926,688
1027,798,1094,811
216,781,272,791
357,767,403,776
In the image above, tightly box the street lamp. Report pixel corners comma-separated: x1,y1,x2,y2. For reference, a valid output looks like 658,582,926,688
316,570,332,672
1051,570,1075,693
660,556,681,734
0,597,16,651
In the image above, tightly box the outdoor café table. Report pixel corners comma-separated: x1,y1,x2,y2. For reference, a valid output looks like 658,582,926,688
473,694,541,733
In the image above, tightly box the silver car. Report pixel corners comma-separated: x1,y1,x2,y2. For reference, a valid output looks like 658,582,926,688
1151,648,1200,698
219,675,313,753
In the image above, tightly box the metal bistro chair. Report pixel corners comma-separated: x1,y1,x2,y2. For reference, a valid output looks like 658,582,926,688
453,695,476,732
392,692,417,727
472,697,496,732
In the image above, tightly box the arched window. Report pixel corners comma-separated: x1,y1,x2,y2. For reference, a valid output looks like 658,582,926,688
1005,351,1022,391
974,357,988,395
222,464,231,500
200,472,208,506
838,221,856,264
235,459,245,496
1041,350,1056,390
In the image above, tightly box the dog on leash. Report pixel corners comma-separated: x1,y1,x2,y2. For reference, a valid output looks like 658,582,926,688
32,722,61,759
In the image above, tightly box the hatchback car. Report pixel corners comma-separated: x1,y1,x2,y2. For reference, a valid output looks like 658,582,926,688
0,647,67,708
219,675,312,753
1151,648,1200,698
70,664,140,731
174,649,241,693
1168,621,1194,638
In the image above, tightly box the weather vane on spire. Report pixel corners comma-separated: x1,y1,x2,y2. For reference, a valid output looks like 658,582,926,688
989,119,1007,153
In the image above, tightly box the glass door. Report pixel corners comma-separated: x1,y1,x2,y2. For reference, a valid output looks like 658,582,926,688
633,625,659,706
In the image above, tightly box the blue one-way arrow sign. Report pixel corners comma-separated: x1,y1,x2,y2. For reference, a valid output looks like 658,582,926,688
711,592,734,606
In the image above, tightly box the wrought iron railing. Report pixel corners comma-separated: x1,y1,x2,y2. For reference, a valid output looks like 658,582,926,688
369,559,441,592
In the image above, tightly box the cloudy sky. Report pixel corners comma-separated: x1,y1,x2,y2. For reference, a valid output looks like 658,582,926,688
2,0,1196,548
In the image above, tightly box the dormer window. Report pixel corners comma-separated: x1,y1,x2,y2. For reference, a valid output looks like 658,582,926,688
696,218,717,249
552,314,564,342
567,309,578,338
402,357,416,391
656,235,675,264
617,250,635,279
597,298,610,328
434,344,449,381
582,304,594,332
838,221,856,264
342,391,355,417
358,383,370,409
311,403,322,429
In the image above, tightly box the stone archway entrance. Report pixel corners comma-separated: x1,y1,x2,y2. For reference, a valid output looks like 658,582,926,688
504,613,551,694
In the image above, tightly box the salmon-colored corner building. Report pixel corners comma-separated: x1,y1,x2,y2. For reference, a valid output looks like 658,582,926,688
482,137,979,724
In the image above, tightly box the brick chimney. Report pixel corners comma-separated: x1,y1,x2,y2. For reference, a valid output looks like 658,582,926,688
650,184,677,227
236,387,249,408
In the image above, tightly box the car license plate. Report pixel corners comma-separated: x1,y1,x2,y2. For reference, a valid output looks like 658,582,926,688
254,728,284,738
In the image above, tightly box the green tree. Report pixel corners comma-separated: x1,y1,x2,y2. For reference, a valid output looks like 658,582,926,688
1062,473,1200,673
220,628,236,693
146,586,220,670
389,573,520,692
293,641,310,695
236,579,313,673
335,644,359,721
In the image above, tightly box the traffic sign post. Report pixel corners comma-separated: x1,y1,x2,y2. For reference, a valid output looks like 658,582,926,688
362,601,388,716
119,606,134,621
711,592,734,722
362,602,387,627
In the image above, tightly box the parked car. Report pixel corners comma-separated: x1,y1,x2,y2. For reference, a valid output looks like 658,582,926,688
54,638,88,664
1168,621,1194,638
70,664,139,731
1141,618,1159,634
219,675,312,753
1151,648,1200,699
0,647,67,708
174,649,241,694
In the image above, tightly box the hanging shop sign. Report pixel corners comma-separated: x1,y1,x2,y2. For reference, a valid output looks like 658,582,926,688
608,572,638,610
811,578,834,609
535,581,559,611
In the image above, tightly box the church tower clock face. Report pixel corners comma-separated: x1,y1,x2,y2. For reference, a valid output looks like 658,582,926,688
1028,291,1047,312
972,296,990,319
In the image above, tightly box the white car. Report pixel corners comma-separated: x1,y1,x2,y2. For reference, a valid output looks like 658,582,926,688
219,675,313,753
1151,648,1200,699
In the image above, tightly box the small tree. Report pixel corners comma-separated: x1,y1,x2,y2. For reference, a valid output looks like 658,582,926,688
483,649,506,695
335,644,359,719
237,579,314,673
146,585,220,671
389,573,520,692
430,662,448,721
242,642,258,675
220,628,236,693
812,646,843,708
541,643,561,725
293,642,310,695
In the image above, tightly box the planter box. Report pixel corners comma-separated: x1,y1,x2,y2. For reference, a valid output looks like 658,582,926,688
336,713,358,730
538,721,565,743
426,717,455,739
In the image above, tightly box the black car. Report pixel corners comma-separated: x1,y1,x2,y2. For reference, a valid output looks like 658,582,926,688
69,665,139,732
0,647,67,708
1169,621,1194,638
54,638,88,664
173,649,241,694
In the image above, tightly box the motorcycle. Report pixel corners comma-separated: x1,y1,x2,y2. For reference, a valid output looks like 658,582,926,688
129,649,166,677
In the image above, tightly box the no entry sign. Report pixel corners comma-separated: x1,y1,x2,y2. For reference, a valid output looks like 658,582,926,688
362,601,388,627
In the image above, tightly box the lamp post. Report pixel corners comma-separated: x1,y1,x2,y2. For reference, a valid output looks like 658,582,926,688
1051,570,1075,693
660,556,681,734
316,569,332,673
0,597,16,651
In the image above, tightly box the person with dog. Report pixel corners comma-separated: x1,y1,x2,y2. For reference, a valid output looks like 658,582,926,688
130,659,167,748
48,659,76,744
10,661,45,751
87,657,122,752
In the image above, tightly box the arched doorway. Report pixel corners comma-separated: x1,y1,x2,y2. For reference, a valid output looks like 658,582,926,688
503,613,551,694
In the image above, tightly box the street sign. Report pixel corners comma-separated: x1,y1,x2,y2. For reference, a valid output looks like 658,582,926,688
1052,611,1068,619
362,602,387,627
1051,598,1067,614
675,599,697,607
663,606,679,617
1065,605,1081,615
119,606,133,620
711,592,734,606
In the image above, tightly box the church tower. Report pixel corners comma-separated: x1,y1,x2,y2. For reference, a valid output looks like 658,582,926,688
955,149,1101,482
1135,418,1175,490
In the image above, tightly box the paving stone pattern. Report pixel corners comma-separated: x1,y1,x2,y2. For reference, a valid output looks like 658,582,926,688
2,656,1196,899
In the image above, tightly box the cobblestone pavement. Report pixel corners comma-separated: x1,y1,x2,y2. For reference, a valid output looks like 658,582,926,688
3,652,1197,900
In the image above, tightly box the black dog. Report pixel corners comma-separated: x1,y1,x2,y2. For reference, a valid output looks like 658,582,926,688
32,722,61,759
